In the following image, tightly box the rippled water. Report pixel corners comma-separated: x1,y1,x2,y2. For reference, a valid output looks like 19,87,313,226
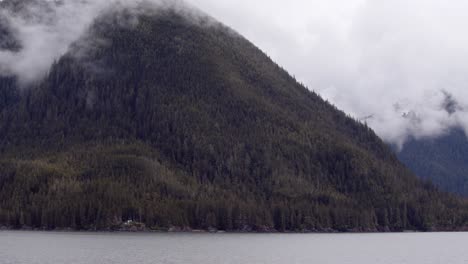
0,231,467,264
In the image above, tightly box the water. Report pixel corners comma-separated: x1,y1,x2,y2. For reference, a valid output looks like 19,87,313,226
0,231,467,264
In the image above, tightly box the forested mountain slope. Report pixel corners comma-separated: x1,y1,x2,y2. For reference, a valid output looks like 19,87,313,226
397,128,468,197
0,1,467,231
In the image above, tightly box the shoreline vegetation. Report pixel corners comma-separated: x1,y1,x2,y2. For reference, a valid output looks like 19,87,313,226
2,222,468,233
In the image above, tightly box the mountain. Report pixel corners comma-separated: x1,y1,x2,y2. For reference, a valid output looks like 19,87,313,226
0,1,467,232
397,128,468,197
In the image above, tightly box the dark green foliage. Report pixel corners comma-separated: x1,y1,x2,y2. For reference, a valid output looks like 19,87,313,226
397,128,468,197
0,6,467,231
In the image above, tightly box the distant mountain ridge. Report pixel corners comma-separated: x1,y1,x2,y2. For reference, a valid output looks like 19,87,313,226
397,128,468,197
0,0,467,232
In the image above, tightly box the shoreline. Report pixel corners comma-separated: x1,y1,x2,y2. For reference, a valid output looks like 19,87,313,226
1,226,467,234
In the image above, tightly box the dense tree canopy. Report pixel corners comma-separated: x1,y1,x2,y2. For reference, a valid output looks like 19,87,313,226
0,5,467,231
397,128,468,197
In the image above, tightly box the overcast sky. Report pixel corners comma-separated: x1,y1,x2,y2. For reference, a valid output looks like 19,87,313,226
2,0,468,147
187,0,468,147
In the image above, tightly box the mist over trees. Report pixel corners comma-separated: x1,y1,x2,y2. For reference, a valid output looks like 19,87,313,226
0,2,467,231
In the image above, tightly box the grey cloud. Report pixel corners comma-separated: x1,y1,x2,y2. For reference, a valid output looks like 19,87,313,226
0,0,112,85
189,0,468,147
0,0,210,85
2,0,468,147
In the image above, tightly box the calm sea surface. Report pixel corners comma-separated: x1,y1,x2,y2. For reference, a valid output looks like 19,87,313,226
0,231,467,264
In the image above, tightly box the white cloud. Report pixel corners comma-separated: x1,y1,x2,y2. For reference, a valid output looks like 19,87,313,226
2,0,468,146
189,0,468,146
0,0,111,84
0,0,187,85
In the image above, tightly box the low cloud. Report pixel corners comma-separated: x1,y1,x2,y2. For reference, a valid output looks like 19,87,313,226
190,0,468,147
0,0,109,84
0,0,206,85
2,0,468,147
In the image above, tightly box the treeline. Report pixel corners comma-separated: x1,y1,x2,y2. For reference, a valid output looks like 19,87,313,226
0,7,467,231
0,143,465,231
